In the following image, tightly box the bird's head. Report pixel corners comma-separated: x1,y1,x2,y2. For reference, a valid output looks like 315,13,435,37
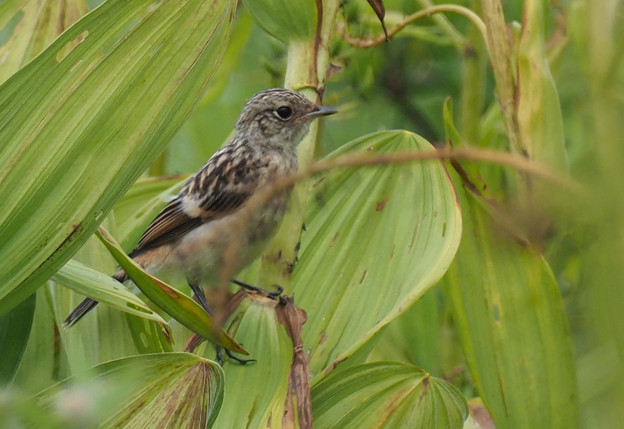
235,88,337,149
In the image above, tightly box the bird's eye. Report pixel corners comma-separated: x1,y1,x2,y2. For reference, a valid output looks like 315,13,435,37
276,106,293,120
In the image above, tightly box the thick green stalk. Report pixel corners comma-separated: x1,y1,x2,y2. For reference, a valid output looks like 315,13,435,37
480,0,521,154
459,0,487,145
257,0,341,291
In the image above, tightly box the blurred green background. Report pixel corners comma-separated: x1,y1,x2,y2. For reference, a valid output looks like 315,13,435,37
1,0,623,427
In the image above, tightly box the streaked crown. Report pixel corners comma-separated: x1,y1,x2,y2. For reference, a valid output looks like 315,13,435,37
235,88,336,147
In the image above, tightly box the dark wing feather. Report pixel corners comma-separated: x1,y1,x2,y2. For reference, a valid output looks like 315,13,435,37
198,189,251,214
129,188,253,258
129,198,203,257
129,142,268,257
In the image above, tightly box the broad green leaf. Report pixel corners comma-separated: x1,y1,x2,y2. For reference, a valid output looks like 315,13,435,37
208,296,294,428
34,353,224,429
0,0,235,315
243,0,316,42
367,289,444,375
312,362,468,428
96,228,247,355
443,183,578,429
0,293,36,384
0,0,91,380
516,0,567,172
0,0,88,84
292,130,462,377
52,259,166,325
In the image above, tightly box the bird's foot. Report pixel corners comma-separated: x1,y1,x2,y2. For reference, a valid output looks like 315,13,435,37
216,345,256,365
231,279,283,300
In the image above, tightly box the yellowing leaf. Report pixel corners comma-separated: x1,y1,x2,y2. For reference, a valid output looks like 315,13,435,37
0,0,89,84
0,0,236,315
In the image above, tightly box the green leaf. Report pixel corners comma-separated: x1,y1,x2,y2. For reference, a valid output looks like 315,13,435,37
312,362,468,429
367,289,444,375
442,184,578,429
292,130,462,377
34,353,224,429
0,0,235,315
52,259,167,325
208,297,294,428
243,0,316,42
95,228,247,355
0,293,36,384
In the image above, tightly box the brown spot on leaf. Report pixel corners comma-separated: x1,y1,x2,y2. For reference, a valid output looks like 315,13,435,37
329,232,339,248
323,357,347,376
418,375,430,404
376,197,388,211
359,270,368,284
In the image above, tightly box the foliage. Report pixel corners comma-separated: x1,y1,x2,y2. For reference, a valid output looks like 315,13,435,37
1,0,622,428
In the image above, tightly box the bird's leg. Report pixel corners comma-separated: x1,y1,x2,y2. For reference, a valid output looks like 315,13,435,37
189,283,211,315
188,282,255,365
230,279,284,299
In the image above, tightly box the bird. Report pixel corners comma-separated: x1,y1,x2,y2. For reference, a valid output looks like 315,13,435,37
64,88,337,356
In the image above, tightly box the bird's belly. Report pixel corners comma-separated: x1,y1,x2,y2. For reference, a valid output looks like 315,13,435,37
158,200,286,287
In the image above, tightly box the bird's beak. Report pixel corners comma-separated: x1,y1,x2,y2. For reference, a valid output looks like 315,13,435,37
305,105,338,118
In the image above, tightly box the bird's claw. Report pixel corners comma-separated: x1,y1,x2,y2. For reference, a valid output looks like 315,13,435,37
216,345,256,365
267,284,284,299
231,279,284,300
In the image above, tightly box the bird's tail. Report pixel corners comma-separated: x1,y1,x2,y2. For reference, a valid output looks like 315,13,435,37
62,270,128,327
62,297,99,327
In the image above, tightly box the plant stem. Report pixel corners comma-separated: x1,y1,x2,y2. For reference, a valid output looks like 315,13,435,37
480,0,521,154
460,0,487,145
256,0,341,291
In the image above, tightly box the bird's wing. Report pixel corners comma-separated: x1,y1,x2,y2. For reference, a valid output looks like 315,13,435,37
129,198,202,257
129,178,254,258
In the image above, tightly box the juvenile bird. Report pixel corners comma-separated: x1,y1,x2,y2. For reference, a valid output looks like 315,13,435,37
64,88,336,340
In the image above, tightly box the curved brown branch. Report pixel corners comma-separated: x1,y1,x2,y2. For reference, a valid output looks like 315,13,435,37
339,5,487,49
215,144,584,297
